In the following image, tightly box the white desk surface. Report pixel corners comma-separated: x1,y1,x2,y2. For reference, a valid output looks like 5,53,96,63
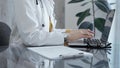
28,46,93,60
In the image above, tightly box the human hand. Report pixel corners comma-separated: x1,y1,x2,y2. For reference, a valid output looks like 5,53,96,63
66,29,94,42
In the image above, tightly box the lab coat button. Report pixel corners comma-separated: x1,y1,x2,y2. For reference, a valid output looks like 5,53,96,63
42,24,45,27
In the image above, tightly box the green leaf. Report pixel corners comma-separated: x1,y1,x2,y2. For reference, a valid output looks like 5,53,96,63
79,21,93,31
95,0,110,13
68,0,84,4
68,64,83,68
94,18,106,32
76,9,91,25
81,2,89,6
76,9,90,17
110,3,116,5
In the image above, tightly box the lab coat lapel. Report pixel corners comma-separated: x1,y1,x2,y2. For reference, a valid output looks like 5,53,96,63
41,0,56,31
40,0,49,32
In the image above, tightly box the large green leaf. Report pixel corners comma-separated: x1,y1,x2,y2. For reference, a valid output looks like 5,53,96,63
68,0,84,4
94,18,105,32
76,9,91,25
79,21,93,31
95,0,110,13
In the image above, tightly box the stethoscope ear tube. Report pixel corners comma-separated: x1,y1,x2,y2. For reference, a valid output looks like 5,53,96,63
36,0,38,5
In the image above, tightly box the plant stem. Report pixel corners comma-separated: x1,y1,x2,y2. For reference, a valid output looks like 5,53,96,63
91,0,95,37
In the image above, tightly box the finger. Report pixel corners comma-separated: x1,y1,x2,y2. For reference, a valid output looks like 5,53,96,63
87,32,94,36
80,29,88,34
81,34,93,38
87,29,94,33
81,31,94,37
81,31,91,35
84,29,94,36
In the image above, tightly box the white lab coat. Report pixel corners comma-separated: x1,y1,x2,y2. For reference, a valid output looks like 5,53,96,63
0,0,66,68
9,0,65,46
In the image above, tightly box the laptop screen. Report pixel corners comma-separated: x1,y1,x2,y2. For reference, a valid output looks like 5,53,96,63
100,10,115,43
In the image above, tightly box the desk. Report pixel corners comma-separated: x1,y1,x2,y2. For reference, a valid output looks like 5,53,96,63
6,45,112,68
6,45,93,68
27,46,93,68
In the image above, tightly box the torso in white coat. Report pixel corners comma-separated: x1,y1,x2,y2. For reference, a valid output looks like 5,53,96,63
9,0,65,46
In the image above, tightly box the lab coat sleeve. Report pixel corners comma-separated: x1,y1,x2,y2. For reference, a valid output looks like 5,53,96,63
13,0,64,46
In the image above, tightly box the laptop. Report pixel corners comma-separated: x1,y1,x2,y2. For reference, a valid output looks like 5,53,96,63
68,10,115,48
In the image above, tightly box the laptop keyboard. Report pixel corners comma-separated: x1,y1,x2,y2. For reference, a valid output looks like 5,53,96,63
83,38,111,48
68,38,111,48
84,38,104,47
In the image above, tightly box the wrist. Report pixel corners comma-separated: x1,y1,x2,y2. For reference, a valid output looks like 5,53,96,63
65,29,71,33
64,33,69,46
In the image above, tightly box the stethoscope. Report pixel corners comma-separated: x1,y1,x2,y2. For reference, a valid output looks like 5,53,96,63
36,0,43,5
35,0,52,28
36,0,43,8
36,0,38,5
